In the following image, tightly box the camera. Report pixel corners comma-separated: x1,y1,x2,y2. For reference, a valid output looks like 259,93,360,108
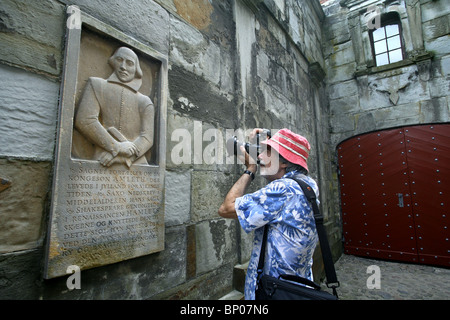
226,129,271,164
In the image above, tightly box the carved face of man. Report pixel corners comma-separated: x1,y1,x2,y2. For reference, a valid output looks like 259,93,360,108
110,47,138,83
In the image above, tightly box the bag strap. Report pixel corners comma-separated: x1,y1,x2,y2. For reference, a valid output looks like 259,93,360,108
288,177,339,296
256,225,269,282
278,274,321,290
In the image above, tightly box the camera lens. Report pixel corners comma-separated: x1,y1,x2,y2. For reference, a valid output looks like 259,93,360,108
225,130,270,162
226,136,240,156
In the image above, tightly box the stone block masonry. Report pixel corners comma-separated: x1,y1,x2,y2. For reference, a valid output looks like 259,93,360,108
323,0,450,147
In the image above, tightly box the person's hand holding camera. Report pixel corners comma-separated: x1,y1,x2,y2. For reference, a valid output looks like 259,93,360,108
238,144,257,174
240,128,264,174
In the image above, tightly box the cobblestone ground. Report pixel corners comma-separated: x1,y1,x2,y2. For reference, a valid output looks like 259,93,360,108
326,254,450,300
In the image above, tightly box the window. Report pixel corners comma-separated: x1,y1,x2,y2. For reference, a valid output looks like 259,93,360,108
370,13,404,67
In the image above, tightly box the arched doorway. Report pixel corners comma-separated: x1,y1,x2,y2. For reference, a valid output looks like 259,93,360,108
337,124,450,267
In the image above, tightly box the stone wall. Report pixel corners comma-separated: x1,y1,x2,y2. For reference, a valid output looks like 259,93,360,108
0,0,340,299
322,0,450,148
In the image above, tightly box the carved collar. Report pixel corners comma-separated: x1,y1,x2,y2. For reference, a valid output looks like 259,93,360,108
107,73,142,92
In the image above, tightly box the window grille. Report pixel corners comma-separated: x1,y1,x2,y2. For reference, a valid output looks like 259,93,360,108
370,13,405,67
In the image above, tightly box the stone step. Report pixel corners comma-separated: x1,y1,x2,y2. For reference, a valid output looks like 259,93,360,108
218,261,248,300
218,290,244,300
232,262,248,294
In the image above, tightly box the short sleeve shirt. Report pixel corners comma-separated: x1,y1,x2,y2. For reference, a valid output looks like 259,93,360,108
235,171,319,300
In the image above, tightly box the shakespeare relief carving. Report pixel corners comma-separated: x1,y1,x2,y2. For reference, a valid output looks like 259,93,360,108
74,47,155,167
45,7,167,279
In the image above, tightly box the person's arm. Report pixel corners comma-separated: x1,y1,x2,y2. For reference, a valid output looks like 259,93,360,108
218,145,257,219
218,167,256,219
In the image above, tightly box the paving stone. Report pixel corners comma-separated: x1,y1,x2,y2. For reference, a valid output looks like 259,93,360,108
322,254,450,300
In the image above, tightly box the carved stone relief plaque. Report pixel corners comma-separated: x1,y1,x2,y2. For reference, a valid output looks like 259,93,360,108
44,7,167,279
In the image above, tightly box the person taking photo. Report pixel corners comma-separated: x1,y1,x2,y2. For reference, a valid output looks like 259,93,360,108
218,128,319,300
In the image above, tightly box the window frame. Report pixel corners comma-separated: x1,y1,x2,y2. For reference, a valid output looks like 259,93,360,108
369,13,406,67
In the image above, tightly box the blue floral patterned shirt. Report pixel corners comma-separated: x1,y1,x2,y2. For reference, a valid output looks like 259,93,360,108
235,171,319,300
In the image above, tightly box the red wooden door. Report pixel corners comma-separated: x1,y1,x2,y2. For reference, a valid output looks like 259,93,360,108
338,124,450,267
405,125,450,266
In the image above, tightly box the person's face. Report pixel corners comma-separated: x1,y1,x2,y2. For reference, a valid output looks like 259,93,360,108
111,49,137,83
258,146,286,181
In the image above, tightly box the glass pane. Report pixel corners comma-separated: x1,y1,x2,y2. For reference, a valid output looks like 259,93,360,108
385,24,399,37
374,40,387,54
372,27,386,42
389,49,403,63
376,53,389,66
387,35,401,50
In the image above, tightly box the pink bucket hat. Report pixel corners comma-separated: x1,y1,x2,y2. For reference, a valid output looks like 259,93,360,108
262,128,311,171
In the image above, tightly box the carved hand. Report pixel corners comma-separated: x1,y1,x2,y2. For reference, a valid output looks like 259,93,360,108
99,151,133,168
118,141,138,157
99,151,115,167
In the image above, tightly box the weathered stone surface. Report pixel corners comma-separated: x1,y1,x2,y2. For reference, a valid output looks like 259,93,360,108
164,170,191,226
169,64,236,128
328,61,357,84
330,113,355,134
0,64,59,160
0,0,65,76
0,159,51,253
329,94,360,115
0,249,43,299
238,226,254,264
173,0,214,30
0,178,11,193
423,14,450,41
191,171,235,222
71,0,170,56
152,263,233,300
440,55,450,76
329,80,359,101
235,0,257,99
429,70,450,98
170,16,221,86
323,13,351,45
195,219,237,275
421,0,450,23
420,98,449,123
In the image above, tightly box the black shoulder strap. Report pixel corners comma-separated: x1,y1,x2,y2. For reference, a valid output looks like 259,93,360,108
289,178,339,295
257,225,268,282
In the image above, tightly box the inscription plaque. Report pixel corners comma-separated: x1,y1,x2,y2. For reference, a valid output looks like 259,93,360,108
44,7,167,279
